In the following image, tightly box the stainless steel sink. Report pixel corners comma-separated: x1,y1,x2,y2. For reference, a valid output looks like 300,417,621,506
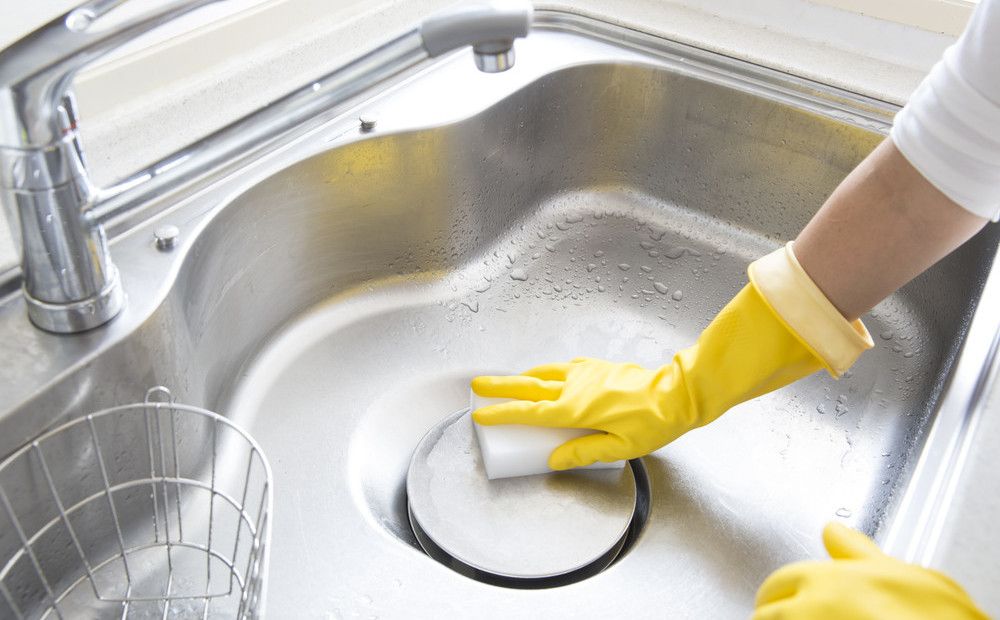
1,12,998,618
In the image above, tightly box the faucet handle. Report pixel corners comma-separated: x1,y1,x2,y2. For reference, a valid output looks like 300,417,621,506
0,0,222,147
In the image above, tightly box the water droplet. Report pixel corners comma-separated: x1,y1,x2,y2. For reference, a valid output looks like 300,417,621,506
510,268,528,281
586,263,597,272
880,329,894,340
597,285,606,292
654,282,669,294
65,9,94,31
474,282,491,293
531,252,541,260
664,247,699,259
817,403,827,414
640,265,652,273
671,290,683,301
618,263,631,271
639,241,654,250
835,508,852,518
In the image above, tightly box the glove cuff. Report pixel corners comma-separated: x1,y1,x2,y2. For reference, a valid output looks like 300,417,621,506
748,242,874,377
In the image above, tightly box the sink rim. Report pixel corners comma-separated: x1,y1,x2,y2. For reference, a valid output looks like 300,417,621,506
0,8,995,587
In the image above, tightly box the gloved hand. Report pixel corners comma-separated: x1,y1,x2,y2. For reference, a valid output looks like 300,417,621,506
753,522,988,619
472,242,874,470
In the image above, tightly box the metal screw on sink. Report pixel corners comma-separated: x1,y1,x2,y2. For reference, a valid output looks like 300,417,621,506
154,225,179,251
359,114,377,132
0,0,532,332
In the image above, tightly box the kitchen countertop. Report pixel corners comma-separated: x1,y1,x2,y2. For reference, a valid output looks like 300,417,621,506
0,0,958,267
2,0,997,614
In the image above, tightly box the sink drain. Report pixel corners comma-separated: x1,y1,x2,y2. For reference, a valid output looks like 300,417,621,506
406,408,650,588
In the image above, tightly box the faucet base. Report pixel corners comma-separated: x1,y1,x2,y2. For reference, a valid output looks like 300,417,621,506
25,269,125,333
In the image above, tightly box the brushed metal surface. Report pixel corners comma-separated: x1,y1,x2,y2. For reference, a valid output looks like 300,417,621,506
0,13,997,619
406,409,636,581
0,0,530,332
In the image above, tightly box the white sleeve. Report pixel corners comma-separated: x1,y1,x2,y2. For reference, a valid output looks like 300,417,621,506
890,0,1000,221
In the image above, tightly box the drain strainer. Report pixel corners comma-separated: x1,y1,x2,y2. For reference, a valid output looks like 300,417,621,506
406,408,639,587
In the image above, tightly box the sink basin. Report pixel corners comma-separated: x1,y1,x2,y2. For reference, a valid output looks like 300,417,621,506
1,12,997,618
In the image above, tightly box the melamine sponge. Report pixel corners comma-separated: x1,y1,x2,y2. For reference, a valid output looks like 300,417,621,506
471,392,626,480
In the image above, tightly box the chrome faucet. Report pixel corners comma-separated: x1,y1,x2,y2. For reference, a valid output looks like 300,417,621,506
0,0,531,333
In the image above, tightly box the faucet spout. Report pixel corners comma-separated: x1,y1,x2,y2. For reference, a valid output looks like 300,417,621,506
474,41,517,73
0,0,532,333
0,0,226,332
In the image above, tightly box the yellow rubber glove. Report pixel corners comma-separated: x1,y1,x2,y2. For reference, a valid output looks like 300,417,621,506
472,242,874,470
753,522,988,619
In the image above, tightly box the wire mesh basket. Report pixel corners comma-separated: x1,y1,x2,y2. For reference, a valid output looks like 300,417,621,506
0,387,272,619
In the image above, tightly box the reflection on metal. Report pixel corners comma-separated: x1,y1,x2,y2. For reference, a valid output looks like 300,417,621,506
359,114,378,133
0,1,532,333
0,11,996,618
154,225,180,252
406,408,641,587
474,42,516,73
0,387,272,618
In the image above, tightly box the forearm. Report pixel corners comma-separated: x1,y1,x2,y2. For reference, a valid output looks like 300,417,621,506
797,0,1000,322
794,139,988,321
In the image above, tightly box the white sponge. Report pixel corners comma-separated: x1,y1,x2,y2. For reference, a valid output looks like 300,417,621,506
471,392,626,480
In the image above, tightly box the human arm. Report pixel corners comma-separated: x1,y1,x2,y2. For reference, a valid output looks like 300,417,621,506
799,0,999,321
472,0,1000,469
795,139,987,322
471,138,985,469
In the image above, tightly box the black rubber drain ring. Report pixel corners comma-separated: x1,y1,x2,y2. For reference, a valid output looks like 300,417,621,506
405,408,651,589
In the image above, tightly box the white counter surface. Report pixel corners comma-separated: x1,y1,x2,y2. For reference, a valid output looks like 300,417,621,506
2,0,997,614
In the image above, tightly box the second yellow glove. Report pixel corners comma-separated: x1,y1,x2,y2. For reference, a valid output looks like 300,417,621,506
753,523,988,619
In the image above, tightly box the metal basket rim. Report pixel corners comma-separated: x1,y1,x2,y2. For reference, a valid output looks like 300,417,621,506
0,401,273,485
0,394,273,617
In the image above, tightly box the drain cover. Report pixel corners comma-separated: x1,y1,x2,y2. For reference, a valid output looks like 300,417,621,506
406,408,638,586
